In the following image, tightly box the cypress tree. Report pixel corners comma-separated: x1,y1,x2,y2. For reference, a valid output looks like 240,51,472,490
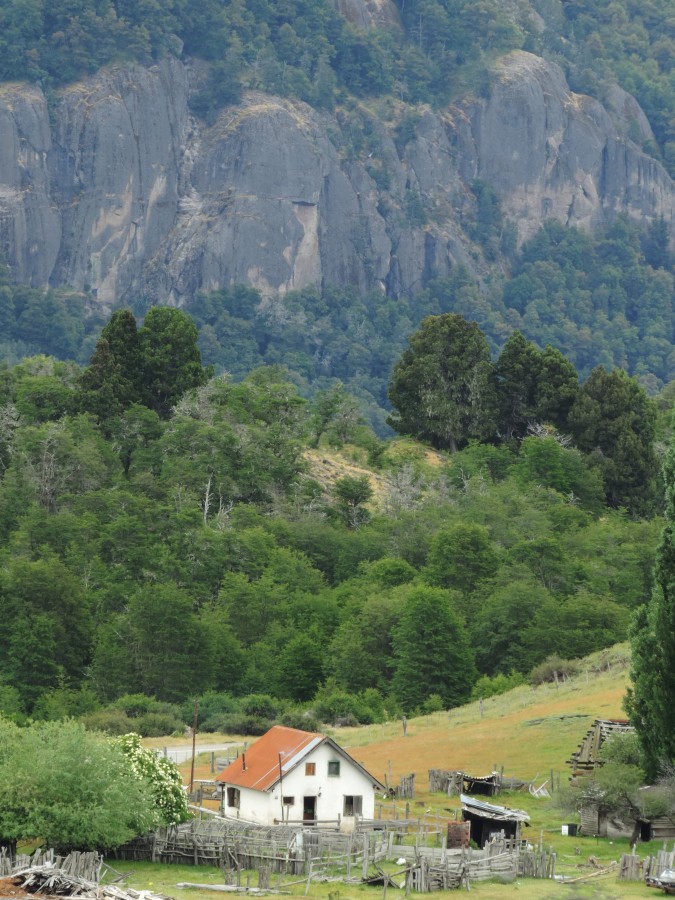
626,429,675,777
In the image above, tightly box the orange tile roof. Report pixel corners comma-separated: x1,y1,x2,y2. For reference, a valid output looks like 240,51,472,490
216,726,324,792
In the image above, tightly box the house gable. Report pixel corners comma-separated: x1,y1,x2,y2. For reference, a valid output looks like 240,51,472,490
216,726,384,829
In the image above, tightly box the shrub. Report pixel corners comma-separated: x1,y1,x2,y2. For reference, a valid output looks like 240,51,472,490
240,694,279,720
280,708,321,732
421,694,444,714
211,714,275,736
312,686,386,725
80,709,135,735
135,711,185,737
529,655,581,685
112,694,184,722
470,672,525,702
115,733,189,825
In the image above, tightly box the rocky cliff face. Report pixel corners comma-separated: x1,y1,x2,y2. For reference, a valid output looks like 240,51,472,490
0,51,672,307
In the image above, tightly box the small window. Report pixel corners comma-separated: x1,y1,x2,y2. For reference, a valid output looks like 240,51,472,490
328,760,340,777
226,787,240,809
305,762,316,776
344,795,363,817
283,796,295,806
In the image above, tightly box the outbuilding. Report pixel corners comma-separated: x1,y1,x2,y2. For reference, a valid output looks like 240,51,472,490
216,726,385,832
460,794,530,848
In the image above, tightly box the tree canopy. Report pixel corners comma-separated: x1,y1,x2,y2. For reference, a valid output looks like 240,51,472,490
0,305,666,728
388,313,497,452
0,720,173,850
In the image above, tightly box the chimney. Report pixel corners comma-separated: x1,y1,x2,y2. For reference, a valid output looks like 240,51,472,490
242,752,247,771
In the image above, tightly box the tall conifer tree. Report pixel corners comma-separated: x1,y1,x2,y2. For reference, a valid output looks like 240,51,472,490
627,429,675,777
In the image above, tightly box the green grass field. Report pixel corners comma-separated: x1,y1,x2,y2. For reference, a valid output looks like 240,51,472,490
131,645,667,900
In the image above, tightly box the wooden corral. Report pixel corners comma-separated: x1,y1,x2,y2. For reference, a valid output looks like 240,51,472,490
112,816,392,878
399,836,555,889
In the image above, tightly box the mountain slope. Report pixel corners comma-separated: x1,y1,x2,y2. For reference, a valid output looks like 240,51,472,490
0,50,672,308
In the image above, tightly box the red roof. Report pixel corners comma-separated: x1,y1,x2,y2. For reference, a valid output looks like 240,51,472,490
216,726,324,791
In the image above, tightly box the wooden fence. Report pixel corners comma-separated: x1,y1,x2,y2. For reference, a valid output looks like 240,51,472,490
403,836,555,890
619,846,675,881
113,819,388,878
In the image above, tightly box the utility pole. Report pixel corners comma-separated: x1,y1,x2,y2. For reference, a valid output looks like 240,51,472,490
189,698,200,794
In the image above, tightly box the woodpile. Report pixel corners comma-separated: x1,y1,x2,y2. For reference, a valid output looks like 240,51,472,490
0,850,172,900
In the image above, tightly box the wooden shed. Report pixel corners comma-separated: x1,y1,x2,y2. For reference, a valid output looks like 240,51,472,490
460,794,530,848
580,802,675,843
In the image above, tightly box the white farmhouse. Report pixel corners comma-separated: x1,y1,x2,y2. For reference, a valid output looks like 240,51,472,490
216,725,385,831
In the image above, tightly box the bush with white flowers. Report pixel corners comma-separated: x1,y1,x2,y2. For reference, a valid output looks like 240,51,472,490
116,733,189,825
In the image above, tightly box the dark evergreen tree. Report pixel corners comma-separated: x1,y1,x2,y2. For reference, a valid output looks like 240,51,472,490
392,586,476,712
139,307,211,417
533,345,579,430
494,331,541,439
76,338,139,429
568,367,658,514
626,430,675,777
388,314,497,451
642,215,671,271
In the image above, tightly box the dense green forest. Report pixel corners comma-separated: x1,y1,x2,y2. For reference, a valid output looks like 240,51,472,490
1,217,673,437
0,306,666,733
0,0,673,175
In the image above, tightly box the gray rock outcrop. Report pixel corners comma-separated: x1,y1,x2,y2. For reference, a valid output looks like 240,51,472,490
0,51,672,308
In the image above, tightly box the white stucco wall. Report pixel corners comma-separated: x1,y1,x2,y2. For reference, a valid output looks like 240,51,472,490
221,741,380,831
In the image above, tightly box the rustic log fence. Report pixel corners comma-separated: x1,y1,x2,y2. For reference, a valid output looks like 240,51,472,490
396,774,415,799
113,819,388,879
403,836,556,890
619,846,675,881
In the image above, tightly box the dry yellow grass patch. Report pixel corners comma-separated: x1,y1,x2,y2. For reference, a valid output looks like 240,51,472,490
339,666,629,789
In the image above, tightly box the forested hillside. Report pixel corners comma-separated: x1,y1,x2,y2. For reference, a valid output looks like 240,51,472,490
0,0,673,737
0,306,666,732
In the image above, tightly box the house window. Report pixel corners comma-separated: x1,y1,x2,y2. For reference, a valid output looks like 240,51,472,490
305,762,316,776
283,796,295,806
343,795,363,817
226,787,240,809
328,760,340,777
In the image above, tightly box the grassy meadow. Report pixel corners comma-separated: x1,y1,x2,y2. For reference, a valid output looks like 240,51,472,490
130,646,666,899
